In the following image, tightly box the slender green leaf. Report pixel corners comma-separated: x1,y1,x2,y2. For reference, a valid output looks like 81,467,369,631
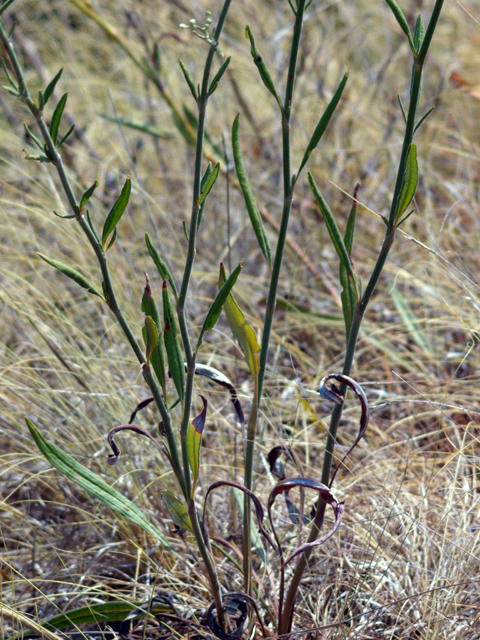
197,161,220,207
53,210,76,219
245,26,282,109
398,94,407,124
57,123,75,148
2,58,17,89
339,184,360,339
3,85,20,97
307,174,356,285
162,281,184,403
26,419,172,548
394,144,418,226
144,316,158,363
145,233,172,282
80,180,98,211
179,59,198,102
87,209,101,244
232,114,271,266
0,0,17,16
414,106,435,133
397,208,415,227
23,123,44,152
102,177,131,249
208,56,231,97
297,72,349,177
197,261,243,349
43,68,63,107
219,264,260,379
197,162,212,231
186,395,207,496
16,600,174,637
344,183,359,254
50,92,68,145
38,253,104,298
384,0,415,51
161,490,193,533
413,14,425,53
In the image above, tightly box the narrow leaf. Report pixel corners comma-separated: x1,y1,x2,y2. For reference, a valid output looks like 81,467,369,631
26,419,172,548
179,60,198,102
87,209,101,244
38,253,104,298
297,72,349,177
207,56,231,97
186,395,207,495
414,105,435,133
43,68,63,107
197,162,212,231
161,490,193,533
107,424,164,466
398,94,407,124
232,115,271,266
144,316,158,363
197,161,220,207
3,85,20,97
57,123,75,148
50,92,68,145
197,261,243,349
245,26,282,109
340,184,360,339
308,174,356,285
100,114,170,139
162,281,184,402
21,600,174,636
0,0,17,16
23,123,45,152
145,233,175,286
384,0,415,51
394,144,418,226
142,274,166,393
413,14,425,52
80,180,98,211
219,264,260,379
102,176,131,249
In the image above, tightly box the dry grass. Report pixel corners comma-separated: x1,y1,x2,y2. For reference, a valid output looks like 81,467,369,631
1,0,480,638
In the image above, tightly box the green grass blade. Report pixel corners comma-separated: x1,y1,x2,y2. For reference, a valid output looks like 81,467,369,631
25,419,172,548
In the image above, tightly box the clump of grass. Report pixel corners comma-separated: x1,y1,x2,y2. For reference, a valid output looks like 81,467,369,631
0,0,480,628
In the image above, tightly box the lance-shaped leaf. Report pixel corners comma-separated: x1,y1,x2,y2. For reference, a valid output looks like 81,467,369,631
267,477,345,567
413,14,425,53
194,363,244,424
50,92,68,146
232,115,271,267
142,274,166,393
16,600,175,637
102,176,131,250
145,233,177,297
219,264,260,379
384,0,415,52
162,281,184,402
245,26,282,110
319,373,369,484
186,395,207,496
197,261,243,350
144,316,158,363
207,56,231,97
297,72,349,177
197,163,212,231
308,174,358,294
178,60,198,102
197,161,220,208
161,490,193,533
25,419,172,548
42,68,63,108
80,180,98,211
394,144,418,227
339,184,360,339
204,480,276,551
38,253,104,299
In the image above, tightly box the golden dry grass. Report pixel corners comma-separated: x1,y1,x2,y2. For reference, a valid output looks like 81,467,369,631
1,0,480,638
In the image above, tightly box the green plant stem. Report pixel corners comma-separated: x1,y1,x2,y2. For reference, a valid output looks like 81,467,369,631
0,19,187,500
174,1,233,630
279,0,445,630
242,0,307,597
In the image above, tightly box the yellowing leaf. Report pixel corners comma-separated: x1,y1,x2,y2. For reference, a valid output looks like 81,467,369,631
161,490,193,533
186,395,207,496
219,264,260,380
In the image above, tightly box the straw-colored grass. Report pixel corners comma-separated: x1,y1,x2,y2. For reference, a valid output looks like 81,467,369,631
1,0,479,638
